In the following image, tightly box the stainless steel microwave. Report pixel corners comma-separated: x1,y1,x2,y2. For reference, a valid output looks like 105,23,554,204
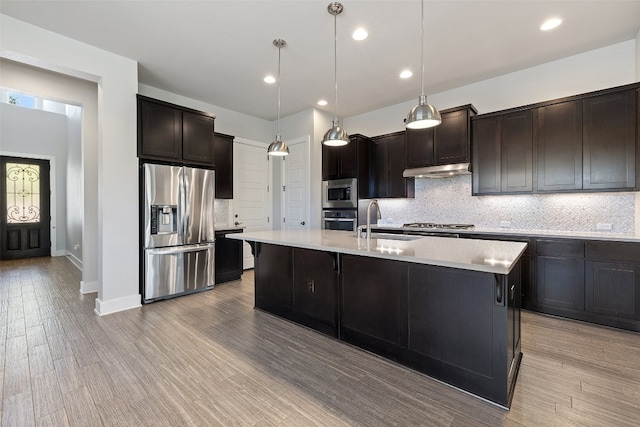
322,178,357,209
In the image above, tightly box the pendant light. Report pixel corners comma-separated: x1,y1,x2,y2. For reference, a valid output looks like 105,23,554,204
267,39,289,156
322,2,349,147
405,0,441,129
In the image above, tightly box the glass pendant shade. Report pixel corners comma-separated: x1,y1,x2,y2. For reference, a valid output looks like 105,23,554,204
406,95,441,129
267,134,289,156
322,119,349,146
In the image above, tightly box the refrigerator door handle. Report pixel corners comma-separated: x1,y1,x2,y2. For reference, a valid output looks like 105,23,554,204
146,243,215,256
179,167,187,240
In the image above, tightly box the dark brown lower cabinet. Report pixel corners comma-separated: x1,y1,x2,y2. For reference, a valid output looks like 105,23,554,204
253,243,293,317
535,239,585,312
341,255,408,359
586,261,640,321
521,238,640,332
292,248,338,336
536,256,585,311
253,243,339,336
215,230,243,284
406,262,521,406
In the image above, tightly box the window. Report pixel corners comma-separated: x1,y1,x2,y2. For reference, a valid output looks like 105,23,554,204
1,88,39,109
6,162,41,223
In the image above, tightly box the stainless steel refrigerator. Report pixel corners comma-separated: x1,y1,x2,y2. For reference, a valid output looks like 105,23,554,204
142,163,215,303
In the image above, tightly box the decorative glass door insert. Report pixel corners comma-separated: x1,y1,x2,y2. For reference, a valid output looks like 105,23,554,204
6,162,41,223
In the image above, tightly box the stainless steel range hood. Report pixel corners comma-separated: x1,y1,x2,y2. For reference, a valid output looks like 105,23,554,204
403,162,471,178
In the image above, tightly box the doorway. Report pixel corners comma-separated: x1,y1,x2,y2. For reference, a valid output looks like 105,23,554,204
233,140,272,269
281,137,310,230
0,155,51,260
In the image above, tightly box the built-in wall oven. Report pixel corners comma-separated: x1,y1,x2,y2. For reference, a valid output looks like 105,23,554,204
322,178,357,209
322,210,357,232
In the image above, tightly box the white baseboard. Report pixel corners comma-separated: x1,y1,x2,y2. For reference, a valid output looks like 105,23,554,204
94,294,142,316
52,249,66,257
80,280,98,294
66,252,83,270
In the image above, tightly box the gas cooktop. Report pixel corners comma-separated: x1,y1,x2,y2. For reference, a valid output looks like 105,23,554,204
402,223,475,230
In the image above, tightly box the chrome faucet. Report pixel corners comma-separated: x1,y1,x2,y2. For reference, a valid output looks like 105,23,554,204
365,199,382,244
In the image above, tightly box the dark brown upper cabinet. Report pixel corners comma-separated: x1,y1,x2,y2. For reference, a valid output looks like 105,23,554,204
582,89,636,190
322,134,372,199
472,110,533,195
371,131,414,199
536,99,583,192
472,83,639,195
213,132,234,199
406,104,477,168
137,95,215,168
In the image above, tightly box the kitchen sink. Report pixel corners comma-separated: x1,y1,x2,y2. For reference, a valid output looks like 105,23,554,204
357,232,424,241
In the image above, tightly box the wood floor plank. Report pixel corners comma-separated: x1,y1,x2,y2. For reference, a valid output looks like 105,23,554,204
35,409,70,427
29,344,54,378
53,356,84,394
2,390,35,427
61,386,101,426
3,357,31,398
31,370,64,419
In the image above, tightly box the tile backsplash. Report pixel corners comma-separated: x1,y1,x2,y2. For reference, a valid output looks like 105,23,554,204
214,199,230,225
376,176,635,233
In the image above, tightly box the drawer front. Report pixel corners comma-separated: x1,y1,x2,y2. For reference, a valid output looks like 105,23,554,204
536,239,584,258
586,242,640,263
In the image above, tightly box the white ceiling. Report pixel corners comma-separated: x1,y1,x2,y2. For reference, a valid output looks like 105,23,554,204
2,1,640,121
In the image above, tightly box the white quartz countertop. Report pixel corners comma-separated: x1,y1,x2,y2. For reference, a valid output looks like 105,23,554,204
215,225,245,232
227,229,527,275
371,225,640,243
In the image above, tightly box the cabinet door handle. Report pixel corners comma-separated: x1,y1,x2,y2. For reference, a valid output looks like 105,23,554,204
510,284,515,301
300,221,305,226
495,276,504,306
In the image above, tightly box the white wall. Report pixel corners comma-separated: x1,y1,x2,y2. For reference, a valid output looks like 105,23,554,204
65,104,83,264
0,104,67,252
637,29,640,79
1,14,140,315
312,109,334,228
345,40,636,135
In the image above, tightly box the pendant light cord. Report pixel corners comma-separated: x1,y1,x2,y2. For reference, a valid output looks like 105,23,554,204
420,0,425,97
277,44,281,136
333,12,339,121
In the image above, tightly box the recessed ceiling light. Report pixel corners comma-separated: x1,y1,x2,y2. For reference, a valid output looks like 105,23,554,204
264,75,276,84
400,70,413,79
352,28,368,41
540,18,562,31
317,100,328,106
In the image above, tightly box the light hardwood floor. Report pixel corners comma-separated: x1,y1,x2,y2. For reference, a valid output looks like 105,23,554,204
1,256,640,426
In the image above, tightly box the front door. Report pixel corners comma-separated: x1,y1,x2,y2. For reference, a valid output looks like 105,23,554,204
0,156,51,260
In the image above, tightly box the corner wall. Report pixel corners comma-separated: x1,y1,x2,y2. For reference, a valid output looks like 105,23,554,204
1,14,140,315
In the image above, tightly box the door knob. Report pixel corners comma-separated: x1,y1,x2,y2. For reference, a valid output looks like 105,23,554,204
300,221,305,226
234,221,243,226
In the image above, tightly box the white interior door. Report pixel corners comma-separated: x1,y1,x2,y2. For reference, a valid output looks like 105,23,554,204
233,140,271,269
282,137,310,230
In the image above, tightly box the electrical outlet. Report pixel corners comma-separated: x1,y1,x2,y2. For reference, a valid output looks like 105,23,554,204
499,221,511,228
596,223,613,231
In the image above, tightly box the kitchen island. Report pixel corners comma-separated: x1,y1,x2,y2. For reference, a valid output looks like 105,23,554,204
228,229,527,408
